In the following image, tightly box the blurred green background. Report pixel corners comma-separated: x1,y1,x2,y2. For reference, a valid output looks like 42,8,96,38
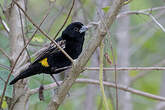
0,0,165,110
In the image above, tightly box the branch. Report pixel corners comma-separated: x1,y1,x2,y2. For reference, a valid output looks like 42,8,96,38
0,76,6,82
46,0,124,109
137,12,165,33
0,4,50,107
86,67,165,71
0,47,11,61
13,0,74,63
18,8,31,62
0,63,10,70
97,8,119,109
149,14,165,32
99,42,110,110
0,16,10,33
27,78,165,102
130,59,165,84
53,0,75,39
117,6,165,18
117,8,165,33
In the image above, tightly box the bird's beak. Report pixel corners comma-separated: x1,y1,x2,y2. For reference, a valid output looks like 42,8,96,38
79,26,88,33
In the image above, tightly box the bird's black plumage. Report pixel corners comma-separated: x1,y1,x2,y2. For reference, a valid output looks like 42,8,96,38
9,22,88,85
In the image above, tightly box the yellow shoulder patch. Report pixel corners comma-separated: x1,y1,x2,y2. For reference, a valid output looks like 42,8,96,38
39,58,49,67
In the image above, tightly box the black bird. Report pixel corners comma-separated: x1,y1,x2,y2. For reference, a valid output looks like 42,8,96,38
9,22,88,85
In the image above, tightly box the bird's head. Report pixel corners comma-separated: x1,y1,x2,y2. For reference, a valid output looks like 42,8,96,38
62,22,88,40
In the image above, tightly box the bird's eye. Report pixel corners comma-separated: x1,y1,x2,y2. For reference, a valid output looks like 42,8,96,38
73,27,79,32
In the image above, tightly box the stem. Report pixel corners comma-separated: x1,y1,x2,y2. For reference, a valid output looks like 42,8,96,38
99,42,111,110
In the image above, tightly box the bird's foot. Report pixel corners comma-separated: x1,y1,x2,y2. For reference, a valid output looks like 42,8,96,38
50,74,70,96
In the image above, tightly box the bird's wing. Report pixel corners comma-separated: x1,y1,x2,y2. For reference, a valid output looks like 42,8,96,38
32,37,66,64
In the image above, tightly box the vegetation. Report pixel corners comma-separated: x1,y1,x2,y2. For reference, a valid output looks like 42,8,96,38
0,0,165,110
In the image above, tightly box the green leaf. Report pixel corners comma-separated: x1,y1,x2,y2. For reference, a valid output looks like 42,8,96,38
102,6,110,13
1,98,7,109
0,70,14,98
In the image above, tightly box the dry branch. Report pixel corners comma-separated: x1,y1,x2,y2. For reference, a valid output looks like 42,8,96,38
46,0,125,109
117,7,165,33
27,78,165,102
117,6,165,18
13,0,74,63
0,16,10,33
0,63,10,70
86,67,165,71
53,0,75,39
0,47,11,61
0,2,51,108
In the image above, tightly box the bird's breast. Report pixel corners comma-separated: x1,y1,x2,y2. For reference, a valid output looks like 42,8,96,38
65,42,83,59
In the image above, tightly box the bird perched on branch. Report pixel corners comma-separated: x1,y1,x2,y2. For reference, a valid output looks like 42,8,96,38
9,22,88,85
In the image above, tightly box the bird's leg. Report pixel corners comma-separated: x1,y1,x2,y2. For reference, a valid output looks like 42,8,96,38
50,67,60,87
50,74,60,87
50,74,60,95
50,67,71,96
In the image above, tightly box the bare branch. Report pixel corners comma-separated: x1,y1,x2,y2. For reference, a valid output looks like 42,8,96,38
46,0,125,109
117,8,165,33
117,6,165,18
13,0,74,63
149,14,165,32
0,47,11,61
0,16,10,33
99,42,110,110
0,4,51,107
97,8,119,109
13,62,30,76
27,78,165,102
86,67,165,71
130,59,165,84
53,0,75,39
0,63,10,70
18,8,31,62
135,12,165,33
0,76,6,82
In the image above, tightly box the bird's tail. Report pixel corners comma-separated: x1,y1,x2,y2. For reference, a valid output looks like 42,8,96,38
9,64,39,85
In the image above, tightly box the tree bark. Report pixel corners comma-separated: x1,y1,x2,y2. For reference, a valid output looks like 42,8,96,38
46,0,124,109
5,0,28,110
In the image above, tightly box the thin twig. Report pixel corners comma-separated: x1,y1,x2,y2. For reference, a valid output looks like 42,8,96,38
0,47,11,61
47,2,65,33
0,76,6,82
27,78,165,101
18,8,31,62
45,0,124,109
130,59,165,84
97,8,119,110
86,67,165,71
118,9,165,33
117,6,165,18
134,12,165,33
149,14,165,32
99,42,110,110
0,16,9,33
0,63,10,70
0,4,51,107
13,0,74,63
53,0,75,40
